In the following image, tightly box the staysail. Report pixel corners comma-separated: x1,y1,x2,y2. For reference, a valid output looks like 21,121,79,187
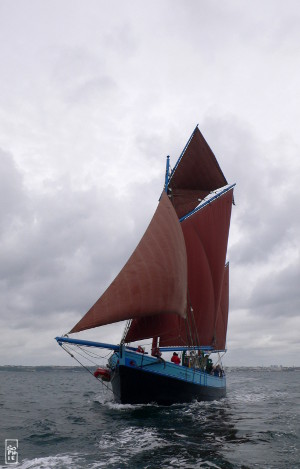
70,192,187,334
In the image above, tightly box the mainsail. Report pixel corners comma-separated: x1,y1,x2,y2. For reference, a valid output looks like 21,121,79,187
124,186,234,347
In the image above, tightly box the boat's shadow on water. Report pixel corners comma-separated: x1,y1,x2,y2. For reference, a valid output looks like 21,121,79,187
91,395,251,469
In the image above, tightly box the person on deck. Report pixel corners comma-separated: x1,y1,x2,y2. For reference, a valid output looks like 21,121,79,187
171,352,181,365
213,364,222,377
206,357,213,374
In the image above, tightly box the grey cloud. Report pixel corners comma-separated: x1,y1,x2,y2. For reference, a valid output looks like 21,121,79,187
0,149,28,229
1,0,300,366
204,117,300,266
103,22,138,56
49,47,118,106
249,260,300,318
0,148,163,338
201,117,300,340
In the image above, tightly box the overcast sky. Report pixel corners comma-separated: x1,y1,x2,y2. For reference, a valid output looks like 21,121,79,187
0,0,299,366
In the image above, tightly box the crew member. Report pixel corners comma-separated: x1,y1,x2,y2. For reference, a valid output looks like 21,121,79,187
171,352,180,365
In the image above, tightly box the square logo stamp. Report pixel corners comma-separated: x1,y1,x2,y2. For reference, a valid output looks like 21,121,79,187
5,439,18,465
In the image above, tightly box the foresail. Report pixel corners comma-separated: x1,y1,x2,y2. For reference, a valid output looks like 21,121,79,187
168,126,228,219
69,192,187,334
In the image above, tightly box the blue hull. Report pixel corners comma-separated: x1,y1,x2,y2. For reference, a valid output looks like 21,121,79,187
109,349,226,405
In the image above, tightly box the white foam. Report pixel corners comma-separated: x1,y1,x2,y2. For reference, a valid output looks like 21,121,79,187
97,425,171,464
92,391,114,405
9,454,82,469
105,401,159,410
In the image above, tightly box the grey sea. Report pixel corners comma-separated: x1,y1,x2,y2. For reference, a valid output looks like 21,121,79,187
0,367,299,468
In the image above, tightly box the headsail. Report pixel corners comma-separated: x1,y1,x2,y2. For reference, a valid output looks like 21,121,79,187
70,192,187,334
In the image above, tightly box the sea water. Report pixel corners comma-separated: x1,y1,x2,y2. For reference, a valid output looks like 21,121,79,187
0,367,299,468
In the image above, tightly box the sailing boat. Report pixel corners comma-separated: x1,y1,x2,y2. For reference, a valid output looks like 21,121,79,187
56,125,235,405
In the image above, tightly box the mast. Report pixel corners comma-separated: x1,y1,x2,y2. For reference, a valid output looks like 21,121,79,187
164,155,170,193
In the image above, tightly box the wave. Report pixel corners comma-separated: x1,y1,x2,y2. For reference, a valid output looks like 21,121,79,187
1,454,82,469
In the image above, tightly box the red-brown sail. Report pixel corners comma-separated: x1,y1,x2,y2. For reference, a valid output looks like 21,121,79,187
170,189,210,220
124,312,177,344
169,127,228,219
70,192,187,334
124,187,234,347
214,263,229,350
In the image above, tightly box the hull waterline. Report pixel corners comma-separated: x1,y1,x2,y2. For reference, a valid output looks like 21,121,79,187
111,365,226,405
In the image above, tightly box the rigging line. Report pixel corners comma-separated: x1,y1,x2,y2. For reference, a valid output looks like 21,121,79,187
76,346,112,365
77,345,113,359
187,288,200,346
77,344,111,358
62,344,99,374
184,310,192,347
61,344,120,399
63,344,100,367
64,344,106,367
185,306,196,350
215,351,226,367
